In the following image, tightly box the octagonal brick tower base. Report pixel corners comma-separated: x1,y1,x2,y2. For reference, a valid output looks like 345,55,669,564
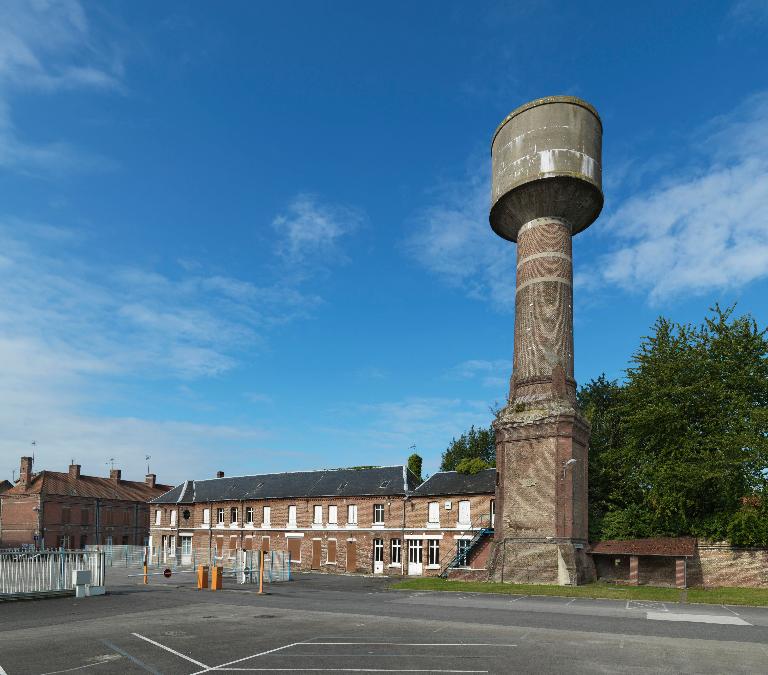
487,396,596,585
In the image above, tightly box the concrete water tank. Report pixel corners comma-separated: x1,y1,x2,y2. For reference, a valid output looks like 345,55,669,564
489,96,603,242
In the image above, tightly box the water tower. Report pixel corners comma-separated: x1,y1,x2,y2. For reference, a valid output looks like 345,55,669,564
488,96,602,585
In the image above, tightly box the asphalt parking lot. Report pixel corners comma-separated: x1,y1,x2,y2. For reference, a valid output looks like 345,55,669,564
1,571,768,674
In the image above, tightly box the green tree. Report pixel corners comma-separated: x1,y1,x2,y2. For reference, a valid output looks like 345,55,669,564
407,453,423,483
577,374,625,539
588,305,768,544
441,425,495,471
455,457,490,474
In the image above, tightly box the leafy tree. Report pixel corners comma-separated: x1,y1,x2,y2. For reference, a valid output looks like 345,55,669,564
441,425,495,471
407,453,423,483
455,457,490,474
577,374,625,539
586,305,768,544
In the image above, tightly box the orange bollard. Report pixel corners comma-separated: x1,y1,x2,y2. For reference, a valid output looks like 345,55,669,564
211,565,223,591
143,547,149,585
197,564,209,590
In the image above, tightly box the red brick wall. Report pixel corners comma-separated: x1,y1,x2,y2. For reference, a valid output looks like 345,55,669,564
1,494,151,548
150,492,496,577
692,543,768,588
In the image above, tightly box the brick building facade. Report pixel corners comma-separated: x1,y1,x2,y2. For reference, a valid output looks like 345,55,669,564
150,466,495,576
0,456,172,549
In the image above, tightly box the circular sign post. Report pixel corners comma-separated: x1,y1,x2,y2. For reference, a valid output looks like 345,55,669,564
163,568,172,578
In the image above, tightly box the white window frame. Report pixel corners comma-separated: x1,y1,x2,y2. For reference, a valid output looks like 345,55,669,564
170,510,177,526
428,501,440,524
347,504,358,526
288,505,297,527
262,506,271,527
428,539,440,567
245,506,254,524
390,538,402,565
230,507,238,524
408,539,422,564
373,504,384,525
328,505,338,525
217,508,225,524
154,509,162,526
181,536,192,556
203,508,210,525
313,505,323,525
373,538,384,562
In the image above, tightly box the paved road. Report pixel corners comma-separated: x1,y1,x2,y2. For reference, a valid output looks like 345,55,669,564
1,572,767,674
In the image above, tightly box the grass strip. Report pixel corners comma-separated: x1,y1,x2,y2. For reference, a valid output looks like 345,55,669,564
391,578,768,606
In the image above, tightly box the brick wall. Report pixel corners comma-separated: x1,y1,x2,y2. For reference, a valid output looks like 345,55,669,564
690,543,768,588
0,493,151,548
150,492,496,577
0,494,40,547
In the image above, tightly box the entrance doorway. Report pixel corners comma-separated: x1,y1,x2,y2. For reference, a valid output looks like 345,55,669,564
312,539,321,570
373,538,384,574
408,539,423,576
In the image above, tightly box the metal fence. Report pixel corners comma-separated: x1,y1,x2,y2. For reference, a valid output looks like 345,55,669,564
0,549,105,596
84,544,291,585
232,550,291,584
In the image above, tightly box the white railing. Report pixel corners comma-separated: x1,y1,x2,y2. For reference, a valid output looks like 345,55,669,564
0,550,105,596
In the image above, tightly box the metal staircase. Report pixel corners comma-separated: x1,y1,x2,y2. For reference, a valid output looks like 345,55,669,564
439,513,493,578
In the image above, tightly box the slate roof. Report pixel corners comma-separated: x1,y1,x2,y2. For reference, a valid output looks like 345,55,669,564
591,537,697,557
152,466,419,504
411,468,496,497
0,480,12,494
3,471,172,502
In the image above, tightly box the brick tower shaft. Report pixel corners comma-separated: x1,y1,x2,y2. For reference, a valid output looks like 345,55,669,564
512,217,575,404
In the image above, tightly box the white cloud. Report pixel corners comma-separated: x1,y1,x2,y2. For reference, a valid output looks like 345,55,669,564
601,92,768,302
408,93,768,307
0,217,321,483
0,1,121,173
272,194,364,277
319,396,493,474
405,169,516,311
446,359,509,391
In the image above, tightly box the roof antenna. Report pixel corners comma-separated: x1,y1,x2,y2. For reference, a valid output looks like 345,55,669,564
31,440,36,466
145,455,151,474
106,457,115,470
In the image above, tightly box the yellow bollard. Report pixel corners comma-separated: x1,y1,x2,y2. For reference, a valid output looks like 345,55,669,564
197,564,209,590
211,565,223,591
143,547,148,585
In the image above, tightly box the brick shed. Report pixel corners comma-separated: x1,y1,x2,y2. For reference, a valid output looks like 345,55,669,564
591,537,696,588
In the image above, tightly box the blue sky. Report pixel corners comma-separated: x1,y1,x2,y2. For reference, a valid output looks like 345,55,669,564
1,1,767,485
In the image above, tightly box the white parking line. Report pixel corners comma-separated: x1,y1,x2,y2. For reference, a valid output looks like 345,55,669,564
188,642,302,675
188,640,514,674
221,669,489,673
301,643,516,647
131,633,209,669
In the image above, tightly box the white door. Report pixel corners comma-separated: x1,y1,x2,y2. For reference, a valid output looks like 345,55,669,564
407,540,423,576
373,539,384,574
181,536,192,565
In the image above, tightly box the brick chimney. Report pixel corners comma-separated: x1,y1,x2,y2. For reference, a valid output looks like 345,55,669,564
145,473,156,488
109,468,121,482
69,463,81,479
216,470,224,478
19,456,33,487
